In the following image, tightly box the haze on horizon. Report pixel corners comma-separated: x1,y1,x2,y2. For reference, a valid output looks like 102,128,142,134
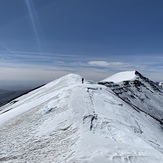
0,0,163,90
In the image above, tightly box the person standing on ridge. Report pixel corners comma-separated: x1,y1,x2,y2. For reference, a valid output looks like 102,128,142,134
82,78,84,84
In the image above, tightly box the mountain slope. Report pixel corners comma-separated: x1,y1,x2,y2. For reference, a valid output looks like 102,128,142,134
0,73,163,162
99,70,163,123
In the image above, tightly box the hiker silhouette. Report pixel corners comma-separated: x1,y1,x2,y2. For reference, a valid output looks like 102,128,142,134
82,78,84,84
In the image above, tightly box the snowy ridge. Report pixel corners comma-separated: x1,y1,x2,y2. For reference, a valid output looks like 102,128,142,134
0,72,163,162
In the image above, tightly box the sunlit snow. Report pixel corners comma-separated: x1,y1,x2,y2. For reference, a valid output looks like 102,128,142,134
102,70,137,83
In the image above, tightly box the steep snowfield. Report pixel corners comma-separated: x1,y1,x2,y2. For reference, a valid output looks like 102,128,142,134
0,73,163,162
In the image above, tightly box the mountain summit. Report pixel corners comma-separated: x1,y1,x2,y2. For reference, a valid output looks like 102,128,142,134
0,72,163,162
102,70,138,83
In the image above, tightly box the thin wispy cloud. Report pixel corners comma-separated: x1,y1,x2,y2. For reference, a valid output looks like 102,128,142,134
1,48,163,74
88,61,128,67
25,0,42,52
88,61,110,67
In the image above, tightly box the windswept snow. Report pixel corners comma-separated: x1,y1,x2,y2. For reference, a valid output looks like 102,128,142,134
102,71,137,83
0,72,163,162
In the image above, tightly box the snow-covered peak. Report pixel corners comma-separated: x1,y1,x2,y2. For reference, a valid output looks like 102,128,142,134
44,73,83,88
54,73,82,83
65,73,83,83
102,70,137,83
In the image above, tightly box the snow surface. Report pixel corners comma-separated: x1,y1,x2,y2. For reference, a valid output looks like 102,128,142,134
102,71,137,83
0,72,163,162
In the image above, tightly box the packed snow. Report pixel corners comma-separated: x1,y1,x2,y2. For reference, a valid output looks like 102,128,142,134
0,72,163,162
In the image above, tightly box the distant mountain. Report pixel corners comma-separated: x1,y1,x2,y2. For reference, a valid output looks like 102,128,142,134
0,72,163,162
0,89,28,107
0,84,45,107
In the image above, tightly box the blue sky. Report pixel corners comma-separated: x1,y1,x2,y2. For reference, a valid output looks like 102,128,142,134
0,0,163,89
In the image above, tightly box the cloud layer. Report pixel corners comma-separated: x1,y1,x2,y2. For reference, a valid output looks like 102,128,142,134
0,51,163,90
